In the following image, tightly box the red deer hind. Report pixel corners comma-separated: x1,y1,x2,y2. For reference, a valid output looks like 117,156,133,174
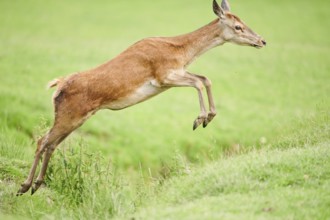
17,0,266,195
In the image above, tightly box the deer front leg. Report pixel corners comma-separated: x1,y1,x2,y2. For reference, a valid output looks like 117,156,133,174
189,73,217,128
193,87,208,130
162,71,208,130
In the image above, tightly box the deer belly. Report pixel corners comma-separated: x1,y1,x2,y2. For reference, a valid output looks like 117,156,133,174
105,81,167,110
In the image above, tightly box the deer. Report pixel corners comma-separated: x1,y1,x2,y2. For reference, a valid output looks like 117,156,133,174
17,0,266,195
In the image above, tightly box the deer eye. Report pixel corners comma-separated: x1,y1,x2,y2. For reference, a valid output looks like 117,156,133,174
235,25,242,31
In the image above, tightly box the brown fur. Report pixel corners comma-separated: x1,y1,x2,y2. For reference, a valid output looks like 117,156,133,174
17,0,265,195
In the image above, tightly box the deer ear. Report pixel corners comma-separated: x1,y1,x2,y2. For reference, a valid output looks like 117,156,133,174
221,0,231,12
213,0,225,18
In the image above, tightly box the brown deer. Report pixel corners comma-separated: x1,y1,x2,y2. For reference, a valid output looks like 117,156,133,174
17,0,266,195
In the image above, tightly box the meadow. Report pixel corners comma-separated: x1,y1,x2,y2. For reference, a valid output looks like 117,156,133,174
0,0,329,219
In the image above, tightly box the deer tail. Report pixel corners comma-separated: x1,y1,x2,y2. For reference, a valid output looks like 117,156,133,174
47,78,62,89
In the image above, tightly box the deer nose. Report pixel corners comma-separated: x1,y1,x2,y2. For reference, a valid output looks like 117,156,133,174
262,40,267,46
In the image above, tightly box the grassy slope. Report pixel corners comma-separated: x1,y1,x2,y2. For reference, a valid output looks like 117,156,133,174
123,111,330,220
1,112,329,220
129,142,330,220
0,0,329,219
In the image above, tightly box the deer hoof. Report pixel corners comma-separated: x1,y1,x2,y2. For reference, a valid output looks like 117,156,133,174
203,119,209,128
203,112,216,128
193,116,206,130
16,183,32,196
31,180,43,195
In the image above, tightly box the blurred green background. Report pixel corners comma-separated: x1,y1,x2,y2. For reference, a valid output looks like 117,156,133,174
0,0,328,169
0,0,329,219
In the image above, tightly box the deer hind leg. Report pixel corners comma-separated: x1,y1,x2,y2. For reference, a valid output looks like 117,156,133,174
162,71,208,130
16,135,50,195
17,91,94,195
30,108,93,195
31,126,72,194
16,123,78,196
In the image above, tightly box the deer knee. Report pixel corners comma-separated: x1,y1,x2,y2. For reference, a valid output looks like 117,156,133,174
205,79,212,87
194,80,204,91
196,75,212,87
201,76,212,87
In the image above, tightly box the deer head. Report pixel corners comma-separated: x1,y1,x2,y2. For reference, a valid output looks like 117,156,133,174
213,0,266,48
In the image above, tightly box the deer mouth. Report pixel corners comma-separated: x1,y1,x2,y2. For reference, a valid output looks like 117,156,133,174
251,44,263,49
251,40,266,48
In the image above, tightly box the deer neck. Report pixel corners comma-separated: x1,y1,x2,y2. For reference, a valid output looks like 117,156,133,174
178,18,225,66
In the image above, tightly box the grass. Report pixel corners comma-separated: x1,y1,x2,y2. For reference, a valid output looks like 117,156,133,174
128,142,330,220
0,0,329,219
123,109,330,220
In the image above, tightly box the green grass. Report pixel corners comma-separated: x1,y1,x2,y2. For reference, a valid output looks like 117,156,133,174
0,0,329,219
127,142,330,220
